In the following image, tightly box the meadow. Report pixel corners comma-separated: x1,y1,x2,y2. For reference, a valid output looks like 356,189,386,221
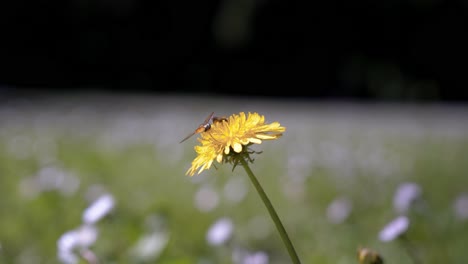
1,93,467,264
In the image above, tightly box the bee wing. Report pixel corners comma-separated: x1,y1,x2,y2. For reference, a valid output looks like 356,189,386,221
179,131,197,143
179,112,215,143
203,112,215,124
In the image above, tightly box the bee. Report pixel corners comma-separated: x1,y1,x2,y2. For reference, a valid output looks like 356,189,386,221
357,247,384,264
179,112,227,143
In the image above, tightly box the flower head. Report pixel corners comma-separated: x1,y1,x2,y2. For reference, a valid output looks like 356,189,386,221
379,215,409,242
206,217,234,246
357,247,384,264
393,182,422,214
186,112,285,176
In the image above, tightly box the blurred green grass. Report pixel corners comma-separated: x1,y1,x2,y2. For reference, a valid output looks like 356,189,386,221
1,94,468,264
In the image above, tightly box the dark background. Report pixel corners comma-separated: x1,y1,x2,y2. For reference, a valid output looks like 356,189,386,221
1,0,467,101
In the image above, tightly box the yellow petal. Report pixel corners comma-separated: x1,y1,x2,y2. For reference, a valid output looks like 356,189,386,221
256,134,282,139
216,154,223,163
240,138,250,145
249,138,262,144
233,142,242,153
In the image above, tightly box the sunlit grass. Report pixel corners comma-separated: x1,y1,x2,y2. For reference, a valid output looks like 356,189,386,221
1,95,468,264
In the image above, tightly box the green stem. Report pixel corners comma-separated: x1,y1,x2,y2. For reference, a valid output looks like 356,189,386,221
239,158,302,264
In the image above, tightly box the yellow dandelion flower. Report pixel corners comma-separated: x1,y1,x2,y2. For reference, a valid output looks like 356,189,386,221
186,112,285,176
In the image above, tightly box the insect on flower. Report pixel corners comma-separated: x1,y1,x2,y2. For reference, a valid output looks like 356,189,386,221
185,112,285,176
179,112,227,143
